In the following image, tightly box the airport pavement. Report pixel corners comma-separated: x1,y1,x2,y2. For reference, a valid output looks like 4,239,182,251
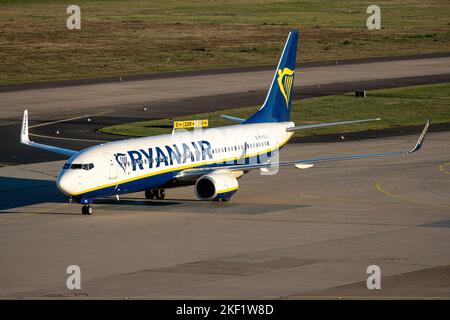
1,54,450,121
1,54,450,165
0,131,449,298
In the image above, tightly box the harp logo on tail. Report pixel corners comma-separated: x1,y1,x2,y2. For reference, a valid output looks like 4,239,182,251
277,67,295,107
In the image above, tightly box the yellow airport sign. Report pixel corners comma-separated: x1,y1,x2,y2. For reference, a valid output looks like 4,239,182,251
173,119,209,129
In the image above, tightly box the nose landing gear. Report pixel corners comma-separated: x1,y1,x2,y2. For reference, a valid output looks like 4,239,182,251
79,198,94,215
81,205,93,215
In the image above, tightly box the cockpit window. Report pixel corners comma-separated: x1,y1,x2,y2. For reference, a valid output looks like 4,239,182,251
82,163,95,170
64,163,94,170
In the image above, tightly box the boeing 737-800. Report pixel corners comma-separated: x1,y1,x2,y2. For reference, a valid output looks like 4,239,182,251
20,30,430,215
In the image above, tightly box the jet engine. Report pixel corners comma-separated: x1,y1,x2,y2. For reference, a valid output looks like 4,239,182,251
194,172,239,201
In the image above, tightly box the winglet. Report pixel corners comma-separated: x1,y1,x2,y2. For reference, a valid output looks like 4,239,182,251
21,109,30,144
18,109,78,157
409,118,431,153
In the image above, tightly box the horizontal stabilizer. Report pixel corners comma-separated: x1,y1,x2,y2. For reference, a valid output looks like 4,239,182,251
220,115,245,123
286,118,381,131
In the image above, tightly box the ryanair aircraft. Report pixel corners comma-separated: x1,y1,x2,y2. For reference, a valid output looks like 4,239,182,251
20,30,430,215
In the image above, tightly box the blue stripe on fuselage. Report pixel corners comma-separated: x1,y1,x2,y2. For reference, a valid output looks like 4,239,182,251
77,146,282,200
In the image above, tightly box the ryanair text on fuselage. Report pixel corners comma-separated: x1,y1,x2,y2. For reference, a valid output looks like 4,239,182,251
115,140,213,172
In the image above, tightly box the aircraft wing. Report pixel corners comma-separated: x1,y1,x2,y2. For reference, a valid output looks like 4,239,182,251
20,110,78,157
175,119,431,179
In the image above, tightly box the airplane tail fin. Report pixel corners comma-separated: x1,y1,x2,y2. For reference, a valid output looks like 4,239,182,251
244,30,299,124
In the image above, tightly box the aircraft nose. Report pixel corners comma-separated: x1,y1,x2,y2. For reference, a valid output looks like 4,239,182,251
56,172,77,196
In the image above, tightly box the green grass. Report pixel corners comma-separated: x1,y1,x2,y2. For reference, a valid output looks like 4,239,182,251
99,83,450,137
1,0,450,85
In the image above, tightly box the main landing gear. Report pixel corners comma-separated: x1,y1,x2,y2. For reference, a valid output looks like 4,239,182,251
82,205,93,215
145,189,165,200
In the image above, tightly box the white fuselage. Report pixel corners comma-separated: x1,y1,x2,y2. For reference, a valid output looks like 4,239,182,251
56,122,294,199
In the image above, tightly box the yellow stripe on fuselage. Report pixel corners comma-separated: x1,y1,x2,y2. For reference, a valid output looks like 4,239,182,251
71,132,294,196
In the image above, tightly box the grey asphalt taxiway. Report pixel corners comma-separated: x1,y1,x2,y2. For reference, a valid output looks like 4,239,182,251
0,131,449,298
1,53,450,165
0,54,449,298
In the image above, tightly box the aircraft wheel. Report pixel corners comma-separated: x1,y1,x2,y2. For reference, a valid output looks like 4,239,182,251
82,205,93,215
155,189,165,200
221,197,231,202
145,190,155,200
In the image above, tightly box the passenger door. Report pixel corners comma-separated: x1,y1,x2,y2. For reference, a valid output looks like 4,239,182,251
103,152,118,180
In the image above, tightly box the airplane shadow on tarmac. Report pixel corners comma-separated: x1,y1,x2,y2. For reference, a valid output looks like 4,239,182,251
94,198,182,206
0,176,184,213
95,197,309,215
0,176,309,215
0,176,67,212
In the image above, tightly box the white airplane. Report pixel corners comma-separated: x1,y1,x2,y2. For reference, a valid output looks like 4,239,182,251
20,30,430,215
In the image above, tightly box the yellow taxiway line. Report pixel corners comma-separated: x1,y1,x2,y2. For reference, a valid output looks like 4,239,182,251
375,180,449,211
